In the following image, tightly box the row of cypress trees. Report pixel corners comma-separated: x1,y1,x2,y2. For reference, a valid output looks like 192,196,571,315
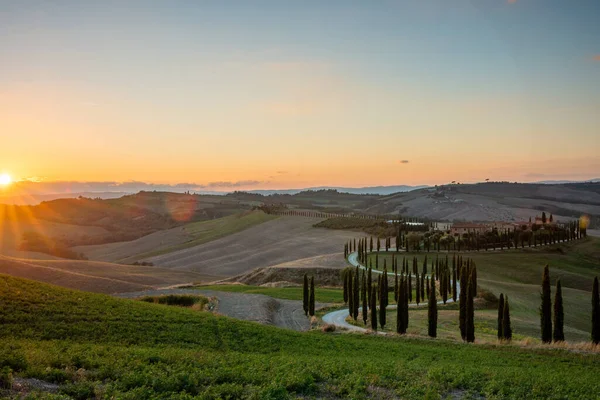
540,266,600,344
459,261,478,342
302,274,315,317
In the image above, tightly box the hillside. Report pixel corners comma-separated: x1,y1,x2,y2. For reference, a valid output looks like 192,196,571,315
367,182,600,225
0,255,212,294
1,275,600,399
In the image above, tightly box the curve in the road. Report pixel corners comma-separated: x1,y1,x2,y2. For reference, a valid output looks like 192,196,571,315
322,251,461,333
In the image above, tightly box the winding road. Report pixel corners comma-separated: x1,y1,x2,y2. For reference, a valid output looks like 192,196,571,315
322,251,461,333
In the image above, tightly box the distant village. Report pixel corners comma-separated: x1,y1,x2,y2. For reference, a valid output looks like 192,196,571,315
450,214,558,235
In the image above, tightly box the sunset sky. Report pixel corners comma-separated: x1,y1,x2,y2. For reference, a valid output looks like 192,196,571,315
1,0,599,191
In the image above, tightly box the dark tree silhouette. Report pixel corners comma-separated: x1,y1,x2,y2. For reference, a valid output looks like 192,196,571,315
503,296,512,341
309,276,315,316
428,272,437,338
303,274,309,316
540,265,552,343
459,266,467,340
553,279,564,342
371,285,378,331
497,293,504,340
362,270,368,325
466,274,475,342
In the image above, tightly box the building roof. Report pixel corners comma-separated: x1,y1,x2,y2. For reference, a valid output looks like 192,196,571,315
451,223,487,229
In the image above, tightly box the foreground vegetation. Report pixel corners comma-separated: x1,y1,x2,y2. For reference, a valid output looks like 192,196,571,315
197,284,344,303
1,275,600,399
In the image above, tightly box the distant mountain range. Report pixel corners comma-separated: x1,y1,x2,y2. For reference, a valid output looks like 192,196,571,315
247,185,430,196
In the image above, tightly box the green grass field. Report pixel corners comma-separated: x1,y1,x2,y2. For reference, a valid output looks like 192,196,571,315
134,210,278,259
1,275,600,399
365,237,600,342
197,284,345,303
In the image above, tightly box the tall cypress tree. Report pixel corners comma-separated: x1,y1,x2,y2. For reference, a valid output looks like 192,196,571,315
353,268,360,320
503,296,512,341
428,272,437,338
403,275,410,329
459,266,467,341
362,270,368,325
348,272,354,316
367,268,372,306
379,277,387,329
303,274,309,316
553,279,564,342
452,266,457,302
540,265,553,343
441,269,448,304
592,277,599,344
309,276,315,316
371,286,378,331
466,274,475,342
497,293,504,340
343,271,348,304
397,276,406,334
408,272,412,302
415,272,420,305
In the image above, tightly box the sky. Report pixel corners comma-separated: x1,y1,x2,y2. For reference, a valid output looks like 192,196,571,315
1,0,599,192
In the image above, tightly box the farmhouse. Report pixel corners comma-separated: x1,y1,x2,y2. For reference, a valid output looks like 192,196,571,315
450,223,488,235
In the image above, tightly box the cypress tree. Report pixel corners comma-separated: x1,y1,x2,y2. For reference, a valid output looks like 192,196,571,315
497,293,504,340
303,274,309,316
362,270,368,325
397,276,406,334
403,274,410,329
348,272,354,316
466,274,475,342
428,272,437,337
472,264,477,297
441,269,448,304
540,265,552,343
353,268,360,320
503,296,512,341
452,266,457,302
415,272,420,305
426,276,430,298
394,273,399,302
371,286,378,331
379,280,386,329
367,268,372,305
408,272,412,302
309,276,315,316
459,266,467,340
592,277,599,344
343,271,348,304
553,279,564,342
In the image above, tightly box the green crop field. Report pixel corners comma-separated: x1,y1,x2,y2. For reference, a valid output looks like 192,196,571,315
1,275,600,399
197,284,345,303
365,237,600,342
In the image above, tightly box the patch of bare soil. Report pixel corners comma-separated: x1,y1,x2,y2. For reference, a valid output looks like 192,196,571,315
143,217,355,278
222,266,345,287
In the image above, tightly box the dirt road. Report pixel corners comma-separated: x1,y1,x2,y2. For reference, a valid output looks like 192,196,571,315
115,288,322,331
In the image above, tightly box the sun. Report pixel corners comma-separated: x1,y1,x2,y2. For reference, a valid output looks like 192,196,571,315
0,173,12,186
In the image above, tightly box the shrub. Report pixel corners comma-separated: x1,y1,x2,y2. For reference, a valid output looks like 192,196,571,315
321,324,336,333
139,295,208,309
0,367,13,390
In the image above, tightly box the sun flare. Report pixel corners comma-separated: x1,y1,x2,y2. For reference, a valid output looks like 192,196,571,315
0,173,12,186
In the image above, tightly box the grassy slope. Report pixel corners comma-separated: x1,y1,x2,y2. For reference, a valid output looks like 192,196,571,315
1,275,600,399
366,237,600,342
197,284,345,303
127,211,278,261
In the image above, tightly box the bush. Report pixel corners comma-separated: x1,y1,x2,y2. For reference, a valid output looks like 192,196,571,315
139,295,208,309
0,367,13,390
322,324,336,333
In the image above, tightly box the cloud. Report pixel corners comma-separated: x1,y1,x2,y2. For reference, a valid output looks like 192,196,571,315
206,180,263,188
593,55,600,61
6,180,266,196
508,0,517,3
276,171,288,175
399,160,410,164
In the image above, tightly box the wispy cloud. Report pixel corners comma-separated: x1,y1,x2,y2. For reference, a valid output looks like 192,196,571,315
399,160,410,164
507,0,517,4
